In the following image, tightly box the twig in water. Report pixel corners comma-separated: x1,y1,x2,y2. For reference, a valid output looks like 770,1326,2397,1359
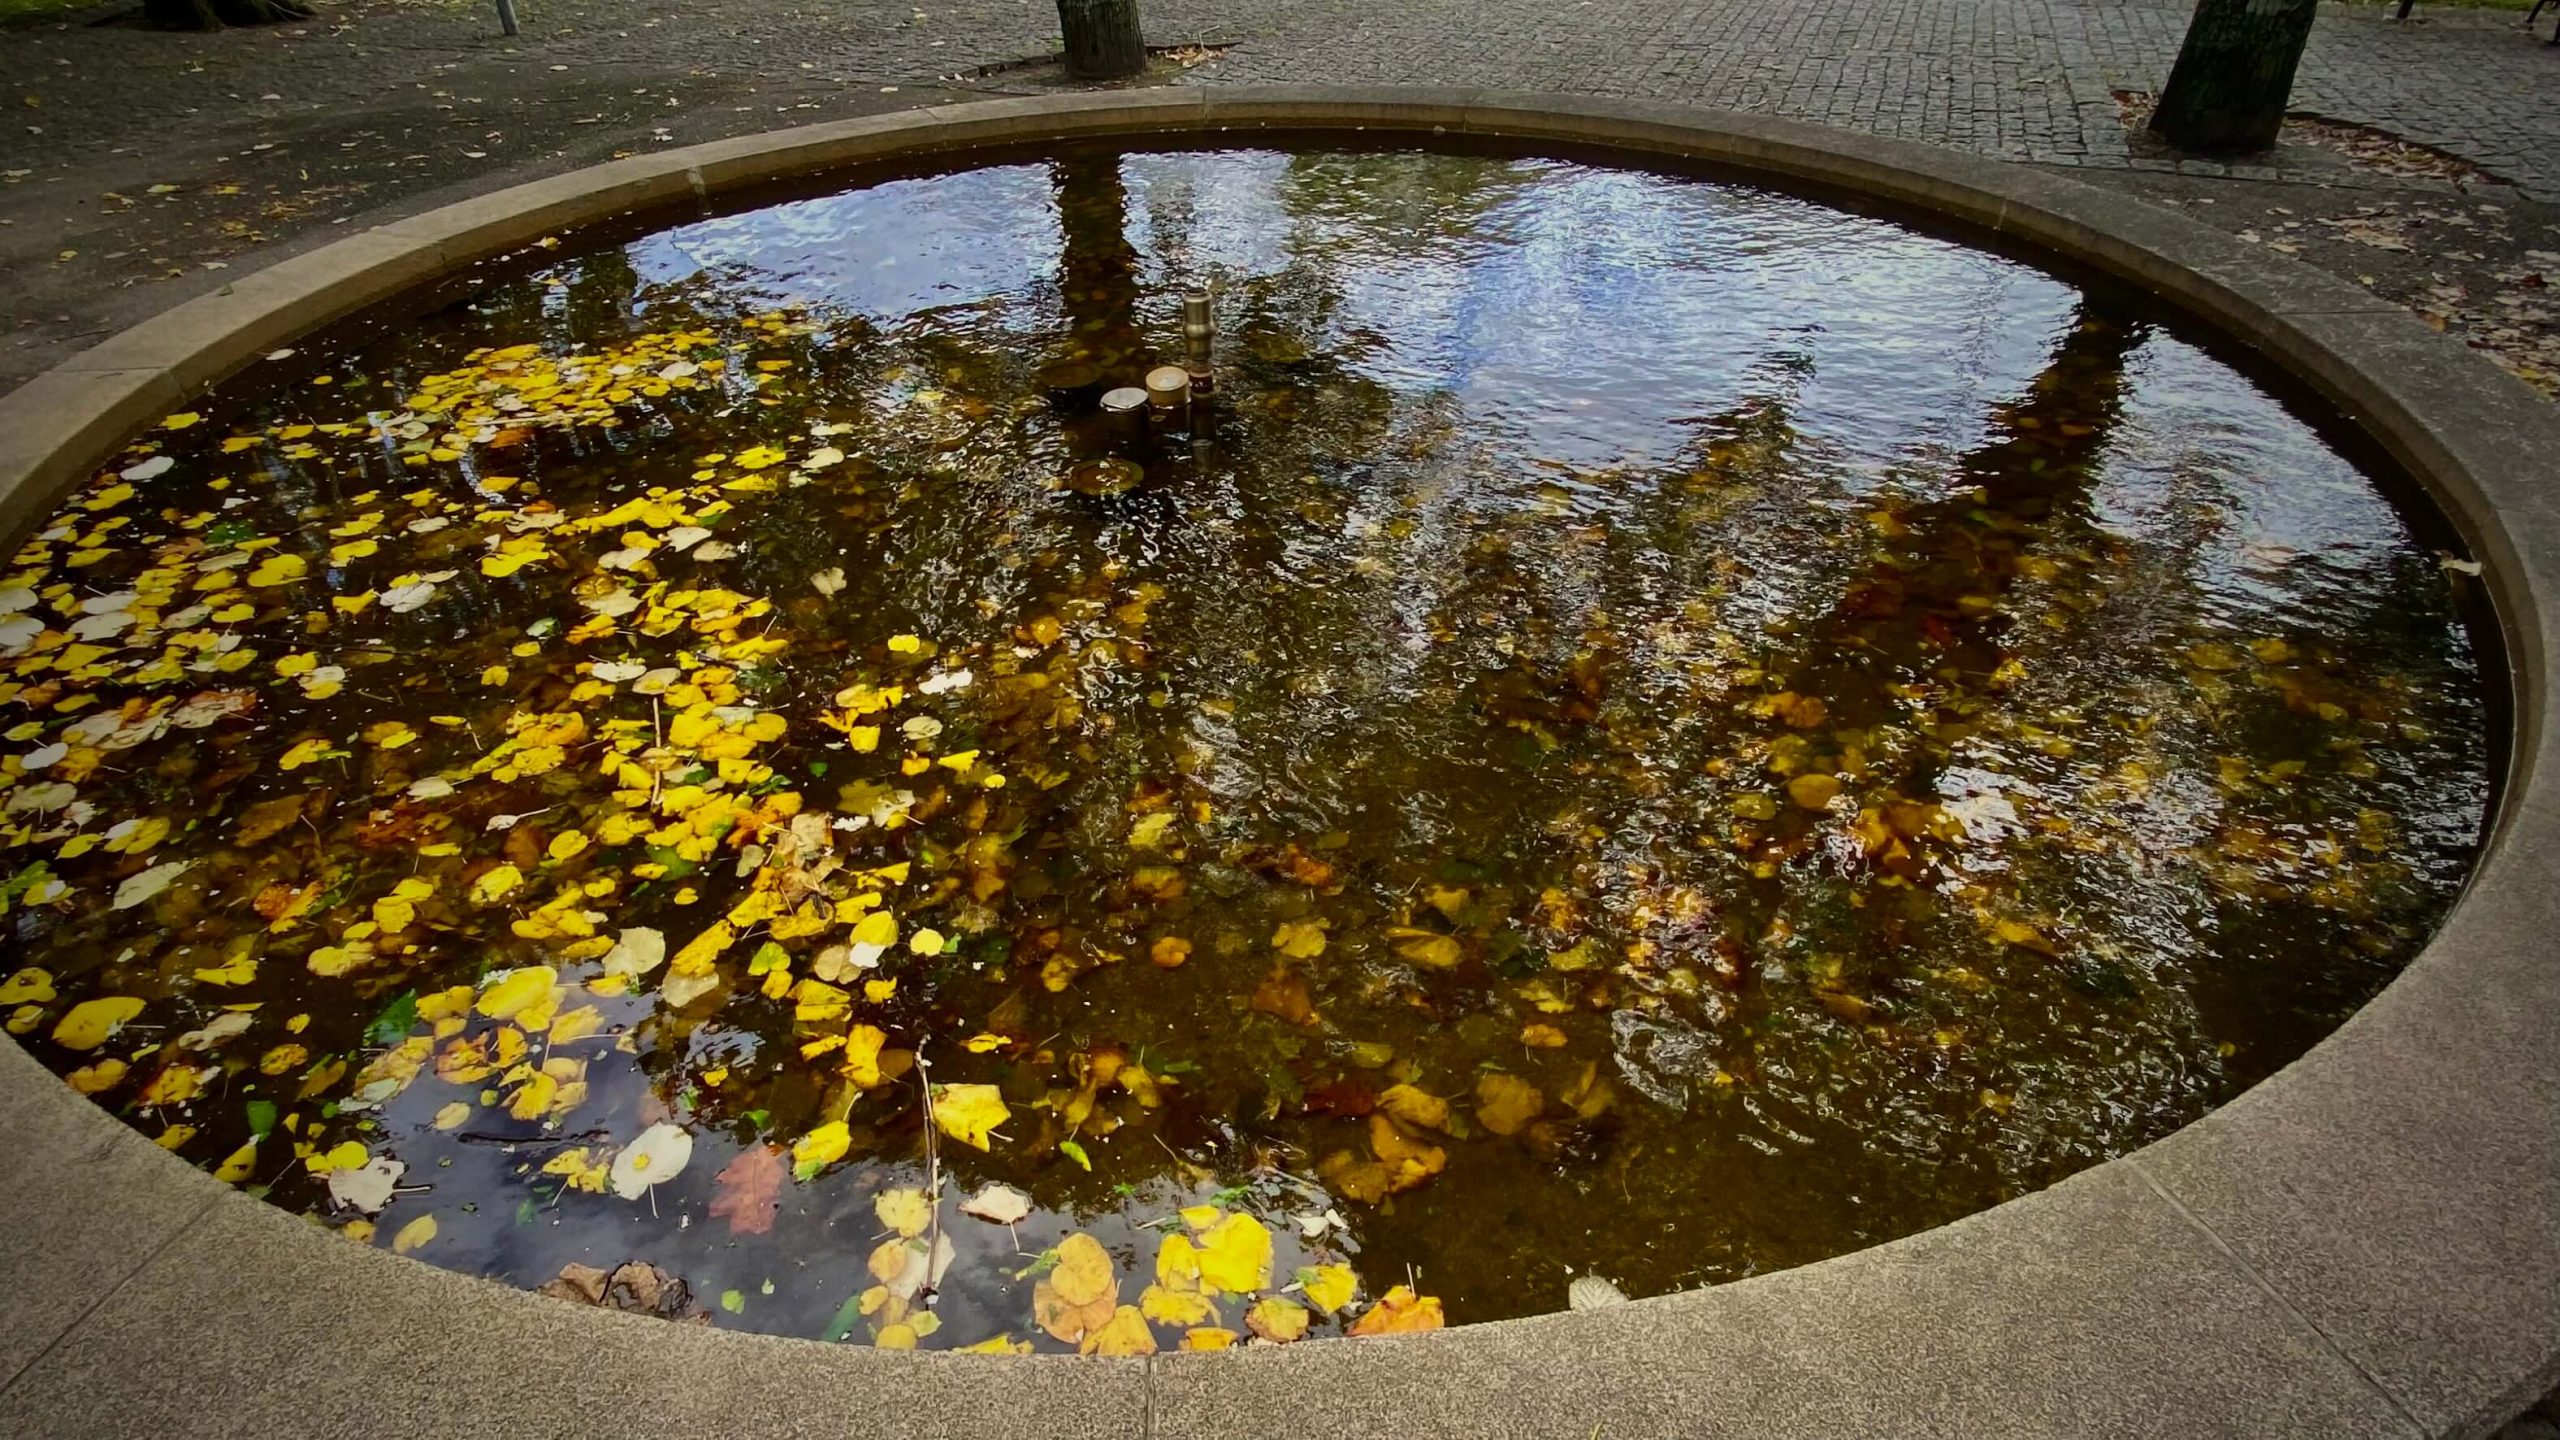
916,1040,943,1301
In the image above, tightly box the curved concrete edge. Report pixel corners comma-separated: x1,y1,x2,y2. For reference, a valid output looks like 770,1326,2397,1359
0,89,2549,1440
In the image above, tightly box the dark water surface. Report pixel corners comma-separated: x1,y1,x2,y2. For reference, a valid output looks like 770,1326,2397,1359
0,148,2491,1349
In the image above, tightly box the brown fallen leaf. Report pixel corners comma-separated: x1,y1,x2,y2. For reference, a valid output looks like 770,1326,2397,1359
234,791,319,846
706,1145,784,1236
1249,963,1318,1026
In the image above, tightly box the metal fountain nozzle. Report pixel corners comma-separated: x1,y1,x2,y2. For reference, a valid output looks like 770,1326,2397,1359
1181,286,1216,391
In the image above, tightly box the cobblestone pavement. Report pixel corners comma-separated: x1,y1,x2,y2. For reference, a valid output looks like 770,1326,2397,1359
6,0,2560,390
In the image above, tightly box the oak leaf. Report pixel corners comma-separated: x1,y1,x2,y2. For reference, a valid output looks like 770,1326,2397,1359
709,1146,785,1235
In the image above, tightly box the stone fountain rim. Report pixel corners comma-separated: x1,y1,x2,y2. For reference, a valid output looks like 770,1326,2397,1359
0,88,2551,1440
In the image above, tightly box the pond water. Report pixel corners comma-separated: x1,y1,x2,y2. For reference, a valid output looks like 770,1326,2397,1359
0,147,2492,1351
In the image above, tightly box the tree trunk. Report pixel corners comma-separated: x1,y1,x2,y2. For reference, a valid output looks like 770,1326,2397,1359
1050,156,1146,380
2148,0,2318,153
143,0,314,27
1056,0,1145,80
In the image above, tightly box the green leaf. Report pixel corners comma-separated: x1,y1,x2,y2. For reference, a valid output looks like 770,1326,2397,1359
642,845,700,880
0,861,54,902
244,1099,277,1138
822,1291,866,1342
720,1288,745,1314
747,940,790,976
1059,1139,1092,1172
362,991,419,1046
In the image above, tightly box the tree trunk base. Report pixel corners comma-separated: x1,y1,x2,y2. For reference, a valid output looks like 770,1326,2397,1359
2148,0,2319,153
1056,0,1146,80
143,0,314,30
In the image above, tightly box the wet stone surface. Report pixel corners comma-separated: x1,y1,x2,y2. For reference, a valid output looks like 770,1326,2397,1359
0,147,2491,1351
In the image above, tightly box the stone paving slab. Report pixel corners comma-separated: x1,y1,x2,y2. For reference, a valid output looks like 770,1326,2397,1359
1153,1159,2423,1439
0,1037,213,1392
0,1186,1154,1439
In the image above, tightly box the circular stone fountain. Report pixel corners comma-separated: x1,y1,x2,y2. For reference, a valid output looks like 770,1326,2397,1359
0,92,2551,1440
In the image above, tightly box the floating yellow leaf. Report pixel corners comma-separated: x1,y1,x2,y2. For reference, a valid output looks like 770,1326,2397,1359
1050,1231,1118,1308
214,1141,258,1183
306,1140,367,1173
1348,1285,1445,1336
849,908,896,951
245,553,307,587
792,1120,849,1179
1157,1232,1203,1289
1195,1213,1272,1296
51,995,143,1050
1246,1296,1309,1343
1140,1284,1217,1327
469,864,524,905
475,965,556,1020
0,968,55,1005
1033,1277,1117,1344
1298,1262,1357,1314
933,1083,1008,1151
1182,1327,1239,1351
1080,1304,1157,1357
875,1187,932,1239
277,738,336,771
844,1023,887,1088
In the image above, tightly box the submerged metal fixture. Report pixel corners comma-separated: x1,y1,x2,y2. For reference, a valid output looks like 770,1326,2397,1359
1182,287,1216,392
1144,365,1192,414
1063,457,1146,496
1098,385,1148,442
